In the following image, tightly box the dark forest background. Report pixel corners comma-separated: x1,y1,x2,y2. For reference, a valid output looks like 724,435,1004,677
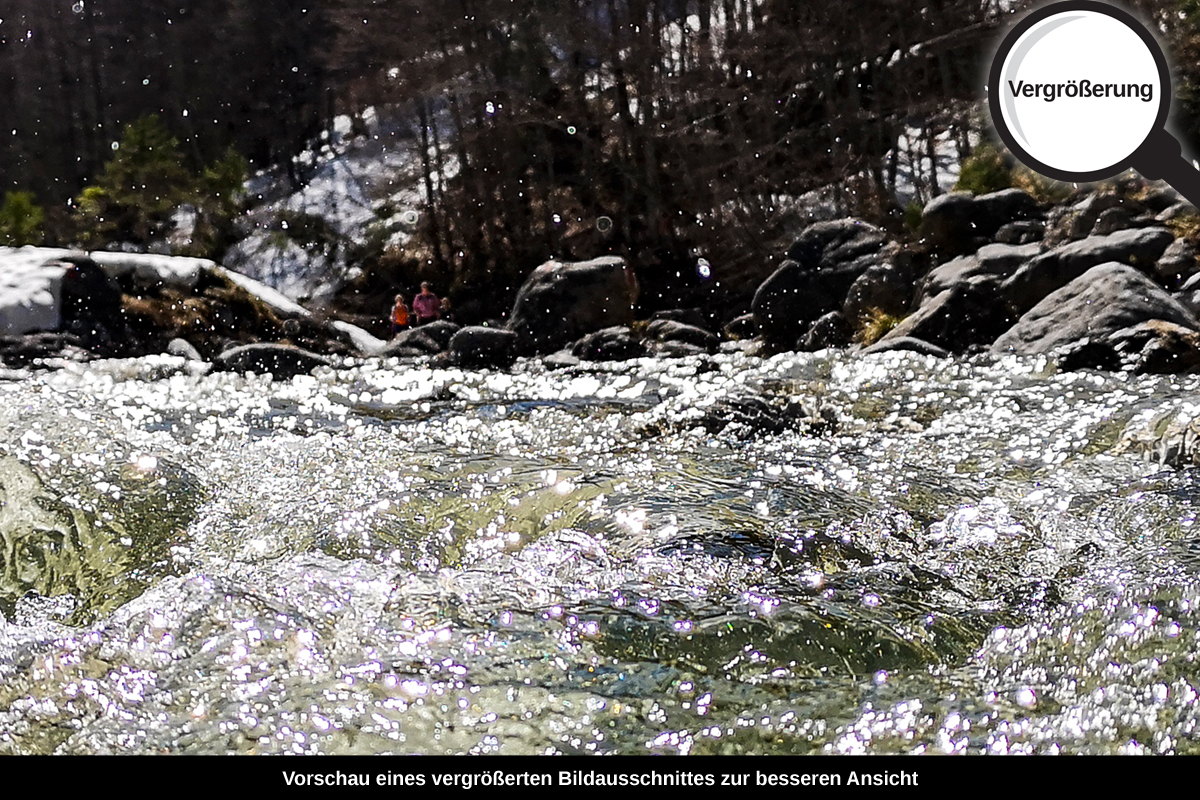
4,0,1200,314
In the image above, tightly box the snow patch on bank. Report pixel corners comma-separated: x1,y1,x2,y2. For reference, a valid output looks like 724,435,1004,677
224,106,453,302
0,247,380,354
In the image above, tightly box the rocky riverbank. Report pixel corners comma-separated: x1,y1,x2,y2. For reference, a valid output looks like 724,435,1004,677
5,180,1200,383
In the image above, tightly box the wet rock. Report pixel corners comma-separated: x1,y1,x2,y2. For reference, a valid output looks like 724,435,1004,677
571,326,647,362
688,393,835,438
798,310,853,351
649,308,708,330
753,219,888,345
1155,238,1199,289
1108,320,1200,374
381,327,442,356
542,350,581,369
412,319,460,350
652,340,710,359
723,312,757,340
644,319,718,352
1091,207,1135,236
919,189,1039,254
879,279,1015,352
507,256,639,354
166,338,204,362
993,263,1200,355
1119,407,1200,467
1053,338,1124,372
994,220,1045,244
860,336,949,358
56,256,131,357
0,331,88,367
920,243,1039,304
448,326,517,368
213,343,332,378
842,261,914,326
1003,227,1175,314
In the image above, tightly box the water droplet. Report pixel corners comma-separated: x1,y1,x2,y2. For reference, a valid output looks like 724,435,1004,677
72,1,85,13
596,216,613,233
567,125,577,135
111,141,119,150
696,257,712,279
401,210,419,225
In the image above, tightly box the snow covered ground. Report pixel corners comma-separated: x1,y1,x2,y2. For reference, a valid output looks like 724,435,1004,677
223,106,455,303
0,246,378,348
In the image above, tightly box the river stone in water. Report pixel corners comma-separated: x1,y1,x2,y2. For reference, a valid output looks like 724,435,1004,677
213,342,332,377
412,319,460,350
644,319,718,352
381,327,442,356
879,278,1015,352
798,310,852,352
993,262,1200,354
448,325,517,368
753,219,888,345
572,325,646,362
507,256,638,355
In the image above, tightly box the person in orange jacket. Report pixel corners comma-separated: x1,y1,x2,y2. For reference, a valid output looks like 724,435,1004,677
390,294,410,336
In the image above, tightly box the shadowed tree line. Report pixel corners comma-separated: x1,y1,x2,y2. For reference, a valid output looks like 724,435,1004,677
8,0,1200,314
327,0,1019,314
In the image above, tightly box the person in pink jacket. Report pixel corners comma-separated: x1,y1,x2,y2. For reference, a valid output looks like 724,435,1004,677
412,282,440,326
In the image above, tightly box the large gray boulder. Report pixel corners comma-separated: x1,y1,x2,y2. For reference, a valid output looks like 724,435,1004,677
1155,238,1199,289
644,319,718,352
919,189,1040,254
380,327,443,356
842,261,915,326
993,262,1200,355
920,242,1040,304
412,319,460,350
213,343,332,378
0,248,70,336
878,279,1015,353
1003,227,1175,314
448,326,517,368
507,256,638,355
753,219,889,345
571,326,647,362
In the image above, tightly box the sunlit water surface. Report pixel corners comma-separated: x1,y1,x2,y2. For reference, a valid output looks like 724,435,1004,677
2,347,1200,754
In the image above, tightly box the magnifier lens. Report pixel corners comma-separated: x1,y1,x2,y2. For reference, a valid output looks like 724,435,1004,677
997,10,1162,174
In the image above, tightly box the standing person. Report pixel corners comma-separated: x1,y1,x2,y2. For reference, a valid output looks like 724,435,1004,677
412,282,440,326
390,294,410,336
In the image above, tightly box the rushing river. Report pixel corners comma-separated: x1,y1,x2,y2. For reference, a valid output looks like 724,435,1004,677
2,346,1200,755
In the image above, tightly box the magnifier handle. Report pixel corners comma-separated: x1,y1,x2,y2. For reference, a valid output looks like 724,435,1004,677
1132,128,1200,209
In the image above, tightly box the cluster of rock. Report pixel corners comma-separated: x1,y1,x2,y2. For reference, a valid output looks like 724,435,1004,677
748,184,1200,373
0,249,711,376
0,247,369,376
5,181,1200,380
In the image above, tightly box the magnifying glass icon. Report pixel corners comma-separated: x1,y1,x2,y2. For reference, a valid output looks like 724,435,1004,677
989,0,1200,204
